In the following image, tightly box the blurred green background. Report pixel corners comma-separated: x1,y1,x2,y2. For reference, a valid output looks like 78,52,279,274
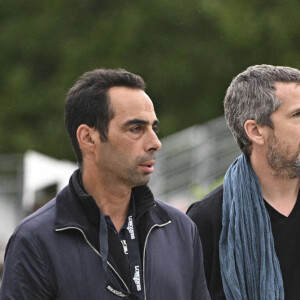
1,0,299,161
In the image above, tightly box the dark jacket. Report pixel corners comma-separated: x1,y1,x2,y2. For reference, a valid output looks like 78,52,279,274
0,171,210,300
187,185,225,300
187,184,300,300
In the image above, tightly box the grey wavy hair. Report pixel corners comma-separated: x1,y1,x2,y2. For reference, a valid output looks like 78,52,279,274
224,64,300,157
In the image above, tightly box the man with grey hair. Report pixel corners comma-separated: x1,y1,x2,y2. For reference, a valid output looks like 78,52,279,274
187,64,300,300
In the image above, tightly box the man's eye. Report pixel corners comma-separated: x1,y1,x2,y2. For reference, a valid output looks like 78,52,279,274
293,111,300,117
130,126,142,133
153,126,159,133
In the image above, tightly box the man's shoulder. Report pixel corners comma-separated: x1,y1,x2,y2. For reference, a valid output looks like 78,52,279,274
155,199,197,227
153,199,201,248
187,185,223,213
14,198,57,238
186,185,223,227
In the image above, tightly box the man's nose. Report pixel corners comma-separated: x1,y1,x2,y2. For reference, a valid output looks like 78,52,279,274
145,131,162,152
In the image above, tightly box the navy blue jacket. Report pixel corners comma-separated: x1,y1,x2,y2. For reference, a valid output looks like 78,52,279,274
0,171,210,300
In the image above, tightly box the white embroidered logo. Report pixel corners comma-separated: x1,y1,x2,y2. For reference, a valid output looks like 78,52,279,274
107,285,126,297
133,265,141,291
127,216,135,239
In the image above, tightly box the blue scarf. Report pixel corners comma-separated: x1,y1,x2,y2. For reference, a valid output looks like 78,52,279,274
219,154,284,300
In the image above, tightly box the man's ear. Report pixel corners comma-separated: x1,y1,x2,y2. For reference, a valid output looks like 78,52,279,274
76,124,99,153
244,120,267,146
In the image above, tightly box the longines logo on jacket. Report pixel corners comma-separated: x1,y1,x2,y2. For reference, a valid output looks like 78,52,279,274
133,265,142,291
106,285,126,297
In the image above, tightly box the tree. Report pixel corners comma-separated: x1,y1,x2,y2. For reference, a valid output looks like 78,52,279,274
0,0,299,160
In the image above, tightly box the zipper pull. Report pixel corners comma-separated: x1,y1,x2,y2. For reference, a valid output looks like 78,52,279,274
121,239,128,255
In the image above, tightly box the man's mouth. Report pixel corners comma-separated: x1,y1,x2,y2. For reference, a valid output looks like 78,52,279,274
138,161,155,173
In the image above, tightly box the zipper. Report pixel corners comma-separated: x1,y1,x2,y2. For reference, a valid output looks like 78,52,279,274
142,221,172,300
55,226,130,293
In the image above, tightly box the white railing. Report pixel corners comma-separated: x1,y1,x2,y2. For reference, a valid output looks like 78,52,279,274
149,116,241,207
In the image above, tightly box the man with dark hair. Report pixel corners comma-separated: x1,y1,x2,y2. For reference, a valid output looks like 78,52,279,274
187,64,300,300
0,68,210,300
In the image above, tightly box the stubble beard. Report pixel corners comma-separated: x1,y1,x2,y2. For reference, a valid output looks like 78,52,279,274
267,134,300,179
119,153,156,188
100,140,156,188
127,171,150,187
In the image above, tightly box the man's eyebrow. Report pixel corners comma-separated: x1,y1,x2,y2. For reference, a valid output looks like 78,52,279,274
123,118,160,127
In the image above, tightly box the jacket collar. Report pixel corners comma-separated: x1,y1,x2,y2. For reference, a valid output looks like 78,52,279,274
54,169,170,250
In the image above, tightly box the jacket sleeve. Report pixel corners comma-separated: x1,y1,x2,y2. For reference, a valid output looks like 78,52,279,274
187,202,214,288
0,229,55,300
191,223,211,300
187,187,226,300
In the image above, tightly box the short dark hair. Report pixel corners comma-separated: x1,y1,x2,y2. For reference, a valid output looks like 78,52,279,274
64,68,146,163
224,64,300,156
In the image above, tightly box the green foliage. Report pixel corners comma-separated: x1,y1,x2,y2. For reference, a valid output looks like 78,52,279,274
0,0,299,160
191,175,224,201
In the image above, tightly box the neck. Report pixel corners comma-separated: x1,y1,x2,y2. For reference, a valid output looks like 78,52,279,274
81,167,132,232
250,152,300,216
